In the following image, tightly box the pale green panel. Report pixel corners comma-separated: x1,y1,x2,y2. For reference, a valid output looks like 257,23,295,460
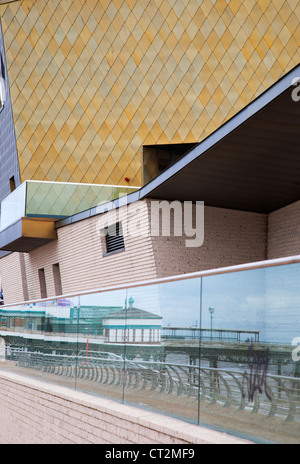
25,182,138,218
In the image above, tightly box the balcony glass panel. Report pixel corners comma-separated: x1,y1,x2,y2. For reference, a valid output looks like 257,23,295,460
0,182,26,230
0,181,137,231
122,278,201,424
74,289,128,402
25,181,137,219
0,259,300,443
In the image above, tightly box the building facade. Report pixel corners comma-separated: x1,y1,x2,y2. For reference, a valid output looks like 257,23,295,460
0,1,300,444
0,0,299,304
0,0,299,192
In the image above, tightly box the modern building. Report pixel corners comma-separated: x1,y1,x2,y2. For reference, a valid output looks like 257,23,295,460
0,0,299,445
0,0,299,303
0,64,300,304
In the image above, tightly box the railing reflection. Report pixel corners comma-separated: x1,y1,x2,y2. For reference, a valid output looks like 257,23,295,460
162,327,260,342
7,348,300,423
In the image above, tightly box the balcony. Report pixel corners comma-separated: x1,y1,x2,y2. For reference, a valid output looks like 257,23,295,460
0,181,137,252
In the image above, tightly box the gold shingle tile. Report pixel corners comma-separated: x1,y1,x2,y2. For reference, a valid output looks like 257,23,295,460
0,0,299,188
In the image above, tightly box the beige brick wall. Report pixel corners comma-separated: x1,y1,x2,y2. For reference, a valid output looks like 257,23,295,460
149,202,268,278
22,200,157,302
4,198,300,305
0,200,270,304
268,200,300,260
0,369,250,444
0,252,28,303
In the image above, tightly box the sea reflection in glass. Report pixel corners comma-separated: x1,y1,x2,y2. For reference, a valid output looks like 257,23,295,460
199,263,300,443
122,278,202,424
0,297,80,387
75,289,128,402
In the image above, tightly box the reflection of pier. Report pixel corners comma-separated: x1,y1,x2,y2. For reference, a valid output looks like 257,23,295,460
0,328,293,370
165,341,295,377
162,327,260,343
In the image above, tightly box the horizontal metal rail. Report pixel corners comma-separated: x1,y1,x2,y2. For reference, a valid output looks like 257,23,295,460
2,254,300,308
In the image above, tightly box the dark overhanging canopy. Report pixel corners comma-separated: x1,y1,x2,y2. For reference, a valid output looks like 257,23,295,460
140,64,300,214
56,64,300,232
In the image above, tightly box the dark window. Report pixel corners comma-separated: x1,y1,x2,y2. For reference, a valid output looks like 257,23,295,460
0,54,6,110
52,263,62,296
143,143,198,183
104,222,125,255
9,176,16,192
38,268,47,299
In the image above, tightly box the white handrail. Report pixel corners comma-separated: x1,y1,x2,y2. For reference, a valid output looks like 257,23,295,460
2,254,300,308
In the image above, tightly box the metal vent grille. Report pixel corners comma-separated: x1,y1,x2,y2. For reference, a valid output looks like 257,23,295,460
105,222,125,254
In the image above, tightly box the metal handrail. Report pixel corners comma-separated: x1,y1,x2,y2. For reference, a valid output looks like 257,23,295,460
2,254,300,308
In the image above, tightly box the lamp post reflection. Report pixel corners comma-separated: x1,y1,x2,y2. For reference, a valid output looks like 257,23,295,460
209,307,215,340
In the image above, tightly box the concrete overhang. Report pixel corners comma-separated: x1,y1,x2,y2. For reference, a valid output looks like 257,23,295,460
0,218,57,252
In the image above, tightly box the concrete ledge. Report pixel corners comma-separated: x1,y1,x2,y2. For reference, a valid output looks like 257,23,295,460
0,369,253,444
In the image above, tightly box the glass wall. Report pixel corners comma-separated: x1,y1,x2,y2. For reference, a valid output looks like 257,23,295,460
0,180,137,231
1,261,300,443
0,182,26,230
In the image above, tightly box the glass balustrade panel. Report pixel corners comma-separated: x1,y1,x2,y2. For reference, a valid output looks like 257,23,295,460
0,182,26,230
122,278,202,425
75,289,128,403
0,297,80,389
0,261,300,443
200,262,300,444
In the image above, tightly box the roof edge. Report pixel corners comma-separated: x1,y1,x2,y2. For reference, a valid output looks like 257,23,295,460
56,64,300,229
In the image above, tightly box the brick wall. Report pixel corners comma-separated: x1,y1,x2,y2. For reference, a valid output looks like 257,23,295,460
3,198,300,305
22,201,157,302
149,201,268,278
268,200,300,259
0,200,270,304
0,252,27,303
0,369,250,444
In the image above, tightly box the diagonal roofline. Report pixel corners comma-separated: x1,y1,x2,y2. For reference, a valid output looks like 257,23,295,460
56,63,300,228
139,63,300,198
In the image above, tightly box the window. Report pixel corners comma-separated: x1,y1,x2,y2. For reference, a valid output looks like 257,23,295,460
52,263,62,296
0,54,6,111
9,176,16,192
38,268,47,299
103,221,125,255
143,143,198,183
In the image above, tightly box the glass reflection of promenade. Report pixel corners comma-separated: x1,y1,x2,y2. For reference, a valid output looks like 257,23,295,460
1,260,300,443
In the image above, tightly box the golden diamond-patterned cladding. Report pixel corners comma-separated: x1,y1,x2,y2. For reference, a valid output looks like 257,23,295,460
0,0,299,186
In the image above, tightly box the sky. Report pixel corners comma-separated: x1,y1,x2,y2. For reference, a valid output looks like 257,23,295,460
4,263,300,345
